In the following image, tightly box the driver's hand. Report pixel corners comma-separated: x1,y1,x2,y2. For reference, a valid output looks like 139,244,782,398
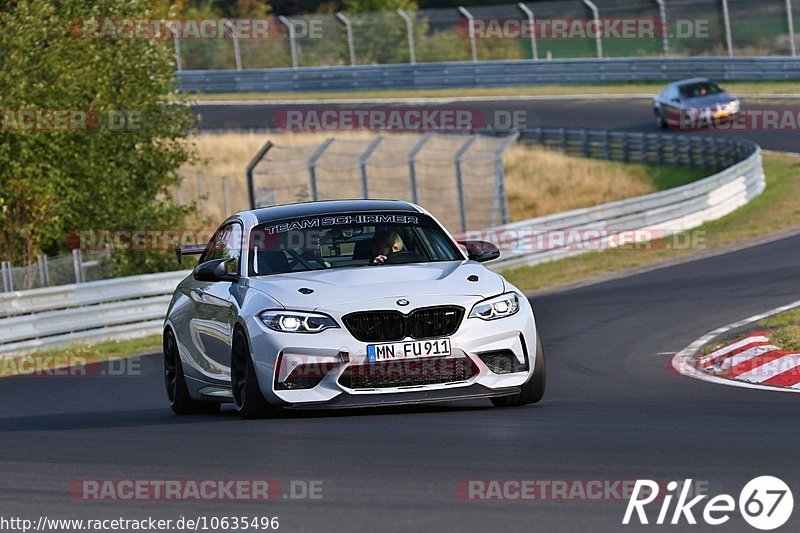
372,255,387,264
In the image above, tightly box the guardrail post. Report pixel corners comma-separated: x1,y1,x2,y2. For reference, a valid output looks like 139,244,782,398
359,136,384,198
246,141,274,209
37,255,50,287
655,0,670,57
408,133,432,205
517,3,538,60
582,0,603,59
72,249,83,284
1,261,12,292
308,138,335,202
168,25,182,71
559,128,567,151
336,13,356,66
721,0,734,57
397,9,416,64
603,130,610,159
458,7,479,62
581,129,589,156
788,0,797,57
225,20,243,70
278,16,299,69
454,137,477,232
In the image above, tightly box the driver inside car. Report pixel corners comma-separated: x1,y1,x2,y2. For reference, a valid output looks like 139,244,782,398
371,230,404,264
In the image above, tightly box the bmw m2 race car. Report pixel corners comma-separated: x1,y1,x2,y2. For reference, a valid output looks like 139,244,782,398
163,200,545,418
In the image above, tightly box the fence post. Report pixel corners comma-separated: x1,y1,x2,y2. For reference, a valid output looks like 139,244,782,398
336,13,356,66
397,9,416,64
721,0,734,57
196,172,204,202
279,16,299,68
222,176,230,214
582,0,603,59
517,3,538,60
454,137,477,232
37,255,50,287
308,138,335,202
493,132,519,226
72,249,83,284
225,20,243,70
408,133,432,205
169,25,182,71
246,141,274,209
359,136,384,199
655,0,670,57
788,0,797,57
458,6,478,62
1,261,12,292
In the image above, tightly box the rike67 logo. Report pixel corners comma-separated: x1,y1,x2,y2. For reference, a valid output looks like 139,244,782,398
623,477,793,530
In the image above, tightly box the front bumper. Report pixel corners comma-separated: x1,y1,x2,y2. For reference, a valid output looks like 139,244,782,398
245,294,539,407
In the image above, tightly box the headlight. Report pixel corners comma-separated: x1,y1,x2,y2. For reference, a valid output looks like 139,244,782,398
729,99,740,113
469,292,520,320
260,310,339,333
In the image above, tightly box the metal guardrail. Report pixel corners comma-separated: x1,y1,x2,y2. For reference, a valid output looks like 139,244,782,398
485,129,764,269
0,130,765,354
177,57,800,94
0,271,190,354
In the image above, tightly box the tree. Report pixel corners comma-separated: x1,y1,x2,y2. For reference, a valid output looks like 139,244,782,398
0,0,196,275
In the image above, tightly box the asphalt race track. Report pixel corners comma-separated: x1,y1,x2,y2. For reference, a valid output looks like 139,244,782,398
194,97,800,152
2,99,799,532
3,232,800,532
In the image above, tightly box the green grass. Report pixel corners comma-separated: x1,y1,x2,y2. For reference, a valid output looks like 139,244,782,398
0,334,162,378
502,152,800,293
183,81,800,102
758,308,800,352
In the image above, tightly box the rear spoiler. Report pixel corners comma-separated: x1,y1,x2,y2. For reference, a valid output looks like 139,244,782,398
174,243,205,265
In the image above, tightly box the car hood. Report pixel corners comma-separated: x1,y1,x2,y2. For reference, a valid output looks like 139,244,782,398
245,261,505,309
681,92,735,108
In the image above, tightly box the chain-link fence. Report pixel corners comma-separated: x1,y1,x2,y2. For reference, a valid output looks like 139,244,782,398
1,250,113,292
174,1,799,71
247,132,518,232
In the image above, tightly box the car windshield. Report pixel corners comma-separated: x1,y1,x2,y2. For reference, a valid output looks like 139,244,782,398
247,212,464,276
679,82,724,98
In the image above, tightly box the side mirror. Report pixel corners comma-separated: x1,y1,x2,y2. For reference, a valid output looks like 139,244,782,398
194,258,239,282
458,240,500,263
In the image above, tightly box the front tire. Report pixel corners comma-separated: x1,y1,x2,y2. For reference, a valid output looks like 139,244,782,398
655,109,667,129
164,329,220,415
491,333,546,408
231,328,280,419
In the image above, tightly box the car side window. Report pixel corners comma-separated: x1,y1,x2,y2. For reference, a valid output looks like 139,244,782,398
202,223,242,271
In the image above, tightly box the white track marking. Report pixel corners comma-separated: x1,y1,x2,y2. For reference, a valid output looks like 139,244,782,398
735,354,800,383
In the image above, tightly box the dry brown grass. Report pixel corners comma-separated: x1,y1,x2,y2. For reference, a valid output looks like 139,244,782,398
179,132,671,224
503,143,655,220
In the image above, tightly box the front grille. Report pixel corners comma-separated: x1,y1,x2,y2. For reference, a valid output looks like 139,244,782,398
338,356,478,389
343,306,464,342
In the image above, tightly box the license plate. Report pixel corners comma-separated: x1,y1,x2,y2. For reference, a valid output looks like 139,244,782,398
367,338,451,362
713,111,730,119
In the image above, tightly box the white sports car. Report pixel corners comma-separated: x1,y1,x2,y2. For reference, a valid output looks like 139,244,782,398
164,200,545,418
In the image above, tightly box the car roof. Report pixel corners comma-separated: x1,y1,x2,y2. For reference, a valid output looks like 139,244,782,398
248,199,421,224
667,77,714,89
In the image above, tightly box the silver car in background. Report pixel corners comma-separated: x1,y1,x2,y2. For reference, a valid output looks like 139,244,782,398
163,199,545,418
653,78,740,129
